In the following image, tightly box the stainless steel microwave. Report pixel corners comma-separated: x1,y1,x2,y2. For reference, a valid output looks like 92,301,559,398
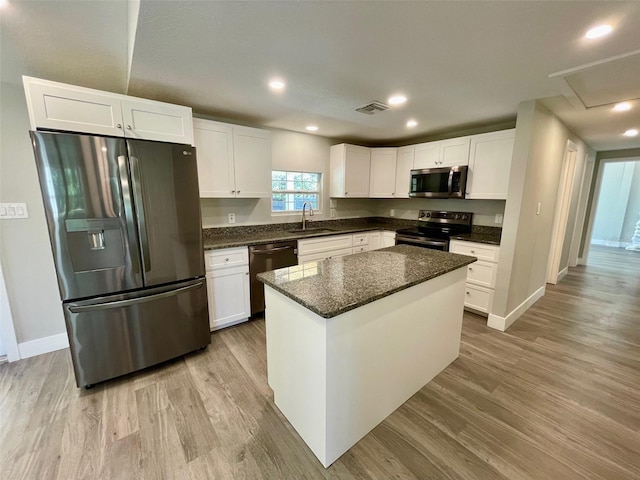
409,166,468,198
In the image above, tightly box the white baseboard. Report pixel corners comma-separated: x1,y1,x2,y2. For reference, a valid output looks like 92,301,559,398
18,332,69,359
591,239,631,248
557,267,568,281
487,285,546,332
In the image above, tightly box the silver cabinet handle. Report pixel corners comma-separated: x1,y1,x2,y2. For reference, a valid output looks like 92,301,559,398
237,191,240,194
470,250,475,254
466,291,470,295
127,125,132,130
468,267,473,271
116,123,122,129
231,190,235,194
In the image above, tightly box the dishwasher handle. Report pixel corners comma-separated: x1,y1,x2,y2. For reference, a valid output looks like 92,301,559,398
251,245,297,255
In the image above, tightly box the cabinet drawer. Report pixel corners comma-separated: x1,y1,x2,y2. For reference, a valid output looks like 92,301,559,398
352,233,370,246
298,234,353,255
352,245,372,254
464,284,493,314
449,240,499,262
466,260,497,288
204,247,248,271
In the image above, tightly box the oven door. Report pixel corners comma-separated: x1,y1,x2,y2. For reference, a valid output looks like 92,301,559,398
395,234,449,251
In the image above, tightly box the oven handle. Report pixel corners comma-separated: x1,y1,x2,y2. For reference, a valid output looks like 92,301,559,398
395,235,448,248
448,168,454,196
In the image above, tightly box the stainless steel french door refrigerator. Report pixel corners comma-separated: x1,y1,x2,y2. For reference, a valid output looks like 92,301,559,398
30,131,210,388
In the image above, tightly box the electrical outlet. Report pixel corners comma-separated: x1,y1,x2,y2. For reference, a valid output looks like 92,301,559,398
228,213,236,224
330,208,336,218
494,213,503,224
0,203,29,219
330,199,337,209
390,209,395,217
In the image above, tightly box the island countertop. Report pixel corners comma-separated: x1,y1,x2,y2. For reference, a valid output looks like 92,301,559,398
257,245,476,318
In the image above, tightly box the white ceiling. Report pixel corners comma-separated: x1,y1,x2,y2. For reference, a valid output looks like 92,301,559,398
2,0,640,151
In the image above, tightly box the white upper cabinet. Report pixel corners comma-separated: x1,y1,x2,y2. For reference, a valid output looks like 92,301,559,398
369,148,398,198
439,136,470,167
330,144,371,197
466,129,515,200
193,119,271,199
120,98,194,145
413,137,470,169
23,76,194,145
413,141,440,169
394,146,415,198
193,119,235,198
232,125,272,198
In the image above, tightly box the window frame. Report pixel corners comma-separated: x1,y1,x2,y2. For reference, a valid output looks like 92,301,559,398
271,170,323,215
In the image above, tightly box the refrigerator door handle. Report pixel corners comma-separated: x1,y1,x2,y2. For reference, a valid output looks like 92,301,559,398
68,282,203,313
117,155,142,275
129,156,151,272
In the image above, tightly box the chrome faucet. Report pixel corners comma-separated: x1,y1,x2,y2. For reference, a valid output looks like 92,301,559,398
301,202,314,230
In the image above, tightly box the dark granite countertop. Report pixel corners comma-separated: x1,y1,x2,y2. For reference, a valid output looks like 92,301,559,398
257,245,476,318
202,217,416,250
450,226,502,245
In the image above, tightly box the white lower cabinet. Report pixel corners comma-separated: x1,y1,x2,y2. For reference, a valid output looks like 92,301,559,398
381,231,396,247
298,231,390,264
204,247,250,331
449,240,500,316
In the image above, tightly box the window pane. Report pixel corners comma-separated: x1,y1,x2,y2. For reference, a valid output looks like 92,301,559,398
271,170,321,212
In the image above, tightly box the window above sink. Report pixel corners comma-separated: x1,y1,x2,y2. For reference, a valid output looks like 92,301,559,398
272,170,322,214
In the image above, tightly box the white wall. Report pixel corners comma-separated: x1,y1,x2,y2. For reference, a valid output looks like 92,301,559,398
492,100,593,326
0,81,65,344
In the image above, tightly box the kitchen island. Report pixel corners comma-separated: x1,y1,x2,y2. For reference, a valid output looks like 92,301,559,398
257,245,476,467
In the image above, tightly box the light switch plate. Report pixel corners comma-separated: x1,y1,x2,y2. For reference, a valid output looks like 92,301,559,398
0,203,29,219
330,208,336,218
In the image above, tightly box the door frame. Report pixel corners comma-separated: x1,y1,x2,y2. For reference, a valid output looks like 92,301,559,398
547,140,578,284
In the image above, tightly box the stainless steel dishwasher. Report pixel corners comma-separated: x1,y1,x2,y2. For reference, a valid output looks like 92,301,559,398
249,241,298,315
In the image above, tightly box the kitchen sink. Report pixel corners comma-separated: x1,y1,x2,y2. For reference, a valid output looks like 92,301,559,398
287,227,337,234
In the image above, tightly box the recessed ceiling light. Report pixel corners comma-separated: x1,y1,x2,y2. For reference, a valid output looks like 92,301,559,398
585,24,613,39
0,0,7,8
406,120,418,128
305,125,318,132
388,95,407,106
269,79,286,90
613,102,632,112
623,128,638,137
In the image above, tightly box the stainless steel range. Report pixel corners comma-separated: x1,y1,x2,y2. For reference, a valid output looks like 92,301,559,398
395,210,472,251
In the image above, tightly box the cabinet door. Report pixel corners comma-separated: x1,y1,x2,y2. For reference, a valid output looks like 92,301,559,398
368,232,381,250
206,266,250,331
369,148,398,198
344,145,371,197
121,98,194,145
233,126,271,198
413,141,440,169
23,77,124,137
394,146,414,198
466,130,515,200
193,119,235,198
439,136,470,167
381,231,396,248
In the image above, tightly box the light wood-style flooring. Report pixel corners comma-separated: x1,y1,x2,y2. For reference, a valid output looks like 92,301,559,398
1,245,639,479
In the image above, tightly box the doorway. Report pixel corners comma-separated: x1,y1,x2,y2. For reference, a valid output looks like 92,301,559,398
547,140,579,284
584,158,640,266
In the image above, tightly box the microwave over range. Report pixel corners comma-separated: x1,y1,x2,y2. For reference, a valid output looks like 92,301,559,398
409,165,468,199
